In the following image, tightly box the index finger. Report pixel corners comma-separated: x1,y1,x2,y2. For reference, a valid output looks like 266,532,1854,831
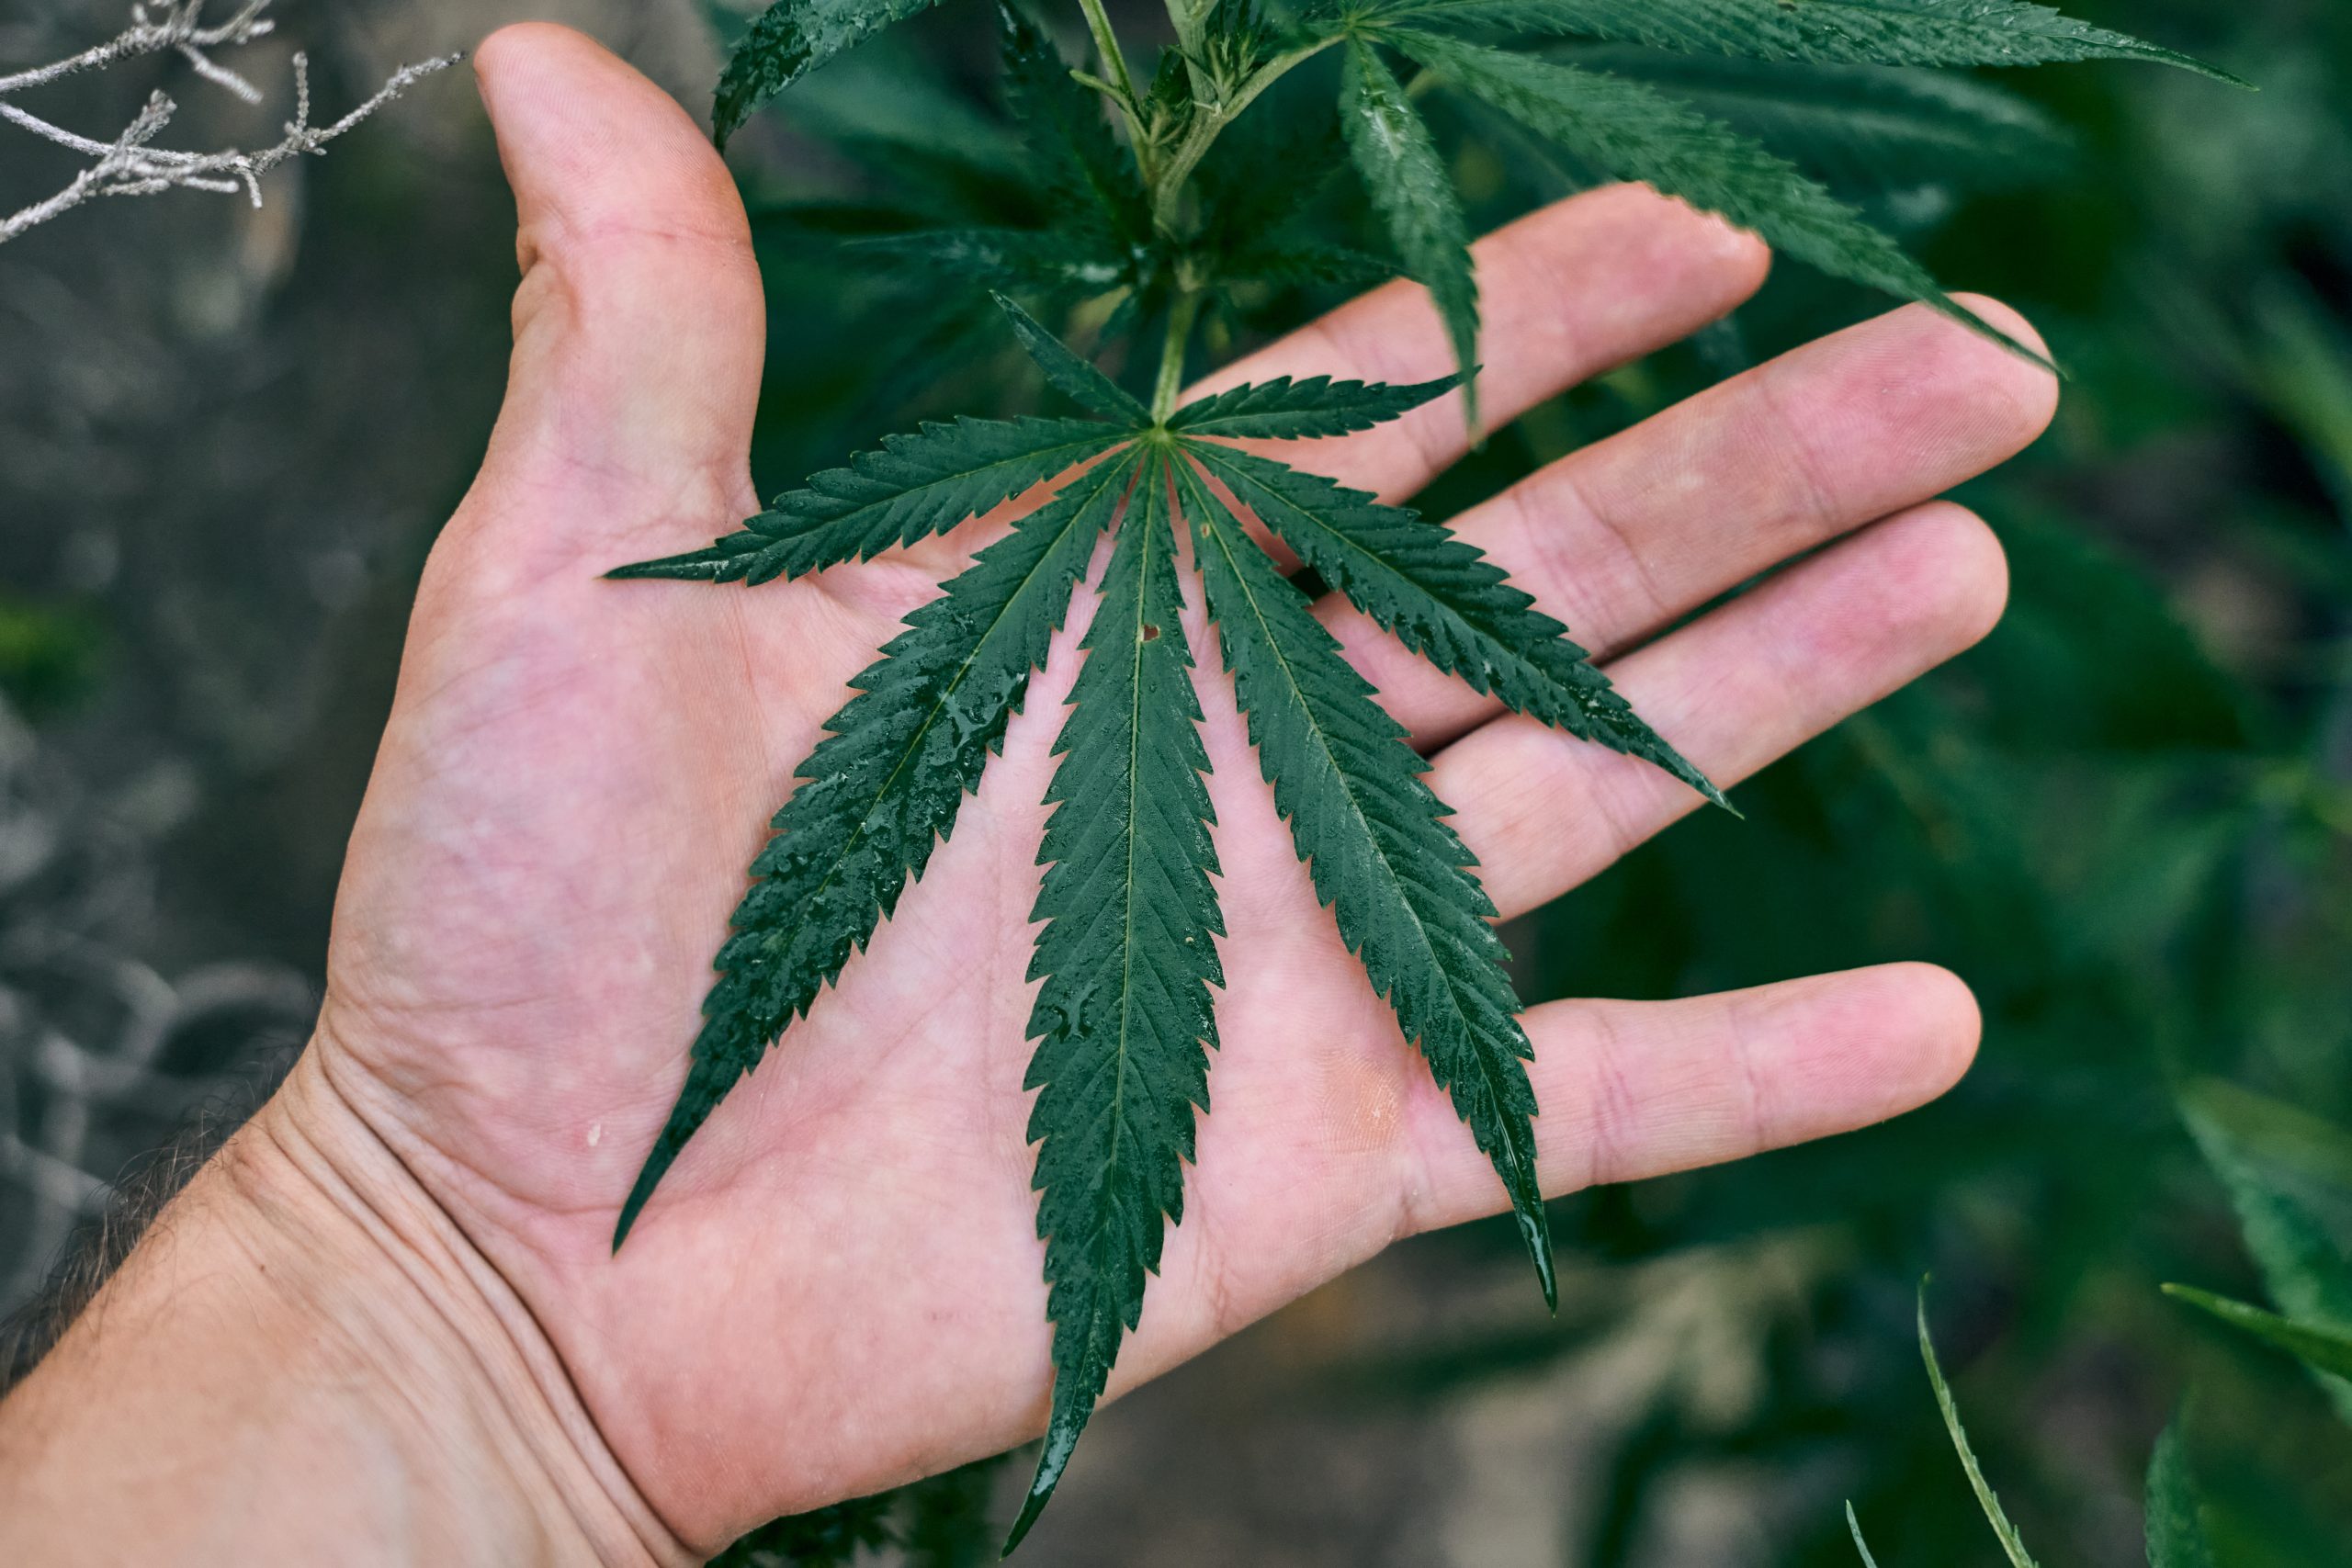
1183,184,1770,504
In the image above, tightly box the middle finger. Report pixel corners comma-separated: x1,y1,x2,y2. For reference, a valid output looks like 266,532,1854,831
1302,295,2057,750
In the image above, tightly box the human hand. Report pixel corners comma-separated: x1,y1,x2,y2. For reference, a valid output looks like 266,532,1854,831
0,23,2055,1562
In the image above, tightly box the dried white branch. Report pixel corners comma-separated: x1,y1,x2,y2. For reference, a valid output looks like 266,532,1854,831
0,2,457,246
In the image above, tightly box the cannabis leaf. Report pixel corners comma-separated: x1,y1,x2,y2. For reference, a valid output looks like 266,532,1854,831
1182,438,1727,805
1173,454,1556,1305
1360,0,2248,86
1001,3,1151,250
994,290,1150,423
1571,51,2075,195
1917,1287,2043,1568
1340,39,1484,423
1216,240,1397,294
615,343,1713,1534
1007,450,1224,1549
608,416,1127,584
2179,1079,2352,1420
2143,1417,2217,1568
613,446,1143,1245
1395,34,2049,365
1166,372,1459,438
2162,1284,2352,1382
648,10,2249,1545
849,227,1136,295
715,0,954,150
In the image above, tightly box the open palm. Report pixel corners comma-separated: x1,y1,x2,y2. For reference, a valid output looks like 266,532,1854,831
304,27,2052,1553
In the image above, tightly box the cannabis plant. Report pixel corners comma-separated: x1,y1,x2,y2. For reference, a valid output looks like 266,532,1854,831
1857,1079,2352,1568
611,0,2239,1546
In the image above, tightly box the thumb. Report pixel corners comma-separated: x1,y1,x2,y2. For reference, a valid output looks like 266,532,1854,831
469,24,764,536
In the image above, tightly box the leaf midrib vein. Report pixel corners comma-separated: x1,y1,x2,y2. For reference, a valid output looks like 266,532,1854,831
1193,443,1562,713
771,428,1123,555
750,449,1136,987
1183,459,1516,1125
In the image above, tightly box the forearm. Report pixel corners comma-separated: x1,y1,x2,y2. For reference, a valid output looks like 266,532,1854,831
0,1051,688,1567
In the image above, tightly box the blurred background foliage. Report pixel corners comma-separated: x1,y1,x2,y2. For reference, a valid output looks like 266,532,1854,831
3,0,2349,1563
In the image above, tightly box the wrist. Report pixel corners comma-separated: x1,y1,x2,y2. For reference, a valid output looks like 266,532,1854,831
0,1048,690,1567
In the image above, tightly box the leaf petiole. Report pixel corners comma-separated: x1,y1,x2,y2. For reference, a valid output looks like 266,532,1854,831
1151,288,1204,422
1149,36,1343,232
1075,0,1153,163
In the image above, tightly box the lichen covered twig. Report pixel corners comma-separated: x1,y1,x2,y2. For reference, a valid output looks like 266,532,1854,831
0,1,456,245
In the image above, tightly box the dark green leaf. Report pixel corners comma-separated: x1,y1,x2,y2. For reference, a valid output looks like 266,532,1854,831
847,228,1135,293
607,417,1128,584
1844,1502,1882,1568
775,48,1030,193
1217,241,1399,293
1007,453,1225,1549
1339,39,1483,421
715,0,953,150
1918,1286,2044,1568
1363,0,2248,86
718,1455,1011,1567
0,594,106,719
1195,102,1350,261
2181,1080,2352,1420
2144,1416,2216,1568
1399,35,2052,368
1168,374,1458,438
712,1495,895,1568
993,292,1151,424
1173,455,1555,1305
2164,1286,2352,1382
615,450,1145,1246
1000,4,1152,245
1559,50,2075,194
1183,440,1726,805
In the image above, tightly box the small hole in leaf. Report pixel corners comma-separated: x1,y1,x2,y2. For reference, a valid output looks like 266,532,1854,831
1141,624,1161,642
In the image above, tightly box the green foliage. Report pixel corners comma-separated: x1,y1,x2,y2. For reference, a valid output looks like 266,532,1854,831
608,415,1129,583
1167,372,1459,439
715,0,952,148
1183,437,1725,803
1877,1091,2352,1568
614,442,1143,1246
715,1457,1008,1567
1360,0,2250,85
624,320,1680,1534
1916,1287,2042,1568
2144,1417,2217,1568
1185,446,1571,1316
1007,452,1222,1548
1393,33,2048,365
993,291,1150,422
655,0,2261,1556
2163,1286,2352,1382
1176,450,1557,1301
1843,1502,1883,1568
1561,51,2075,195
2177,1080,2352,1419
0,594,105,718
999,4,1151,256
1338,39,1484,423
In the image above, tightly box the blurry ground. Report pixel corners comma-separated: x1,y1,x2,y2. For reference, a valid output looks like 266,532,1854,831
0,0,722,1311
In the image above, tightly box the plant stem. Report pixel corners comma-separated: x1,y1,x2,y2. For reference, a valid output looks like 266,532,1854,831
1077,0,1151,157
1148,38,1339,234
1151,289,1203,422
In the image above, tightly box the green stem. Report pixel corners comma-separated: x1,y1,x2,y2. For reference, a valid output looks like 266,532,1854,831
1151,290,1203,423
1149,37,1340,233
1077,0,1151,156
